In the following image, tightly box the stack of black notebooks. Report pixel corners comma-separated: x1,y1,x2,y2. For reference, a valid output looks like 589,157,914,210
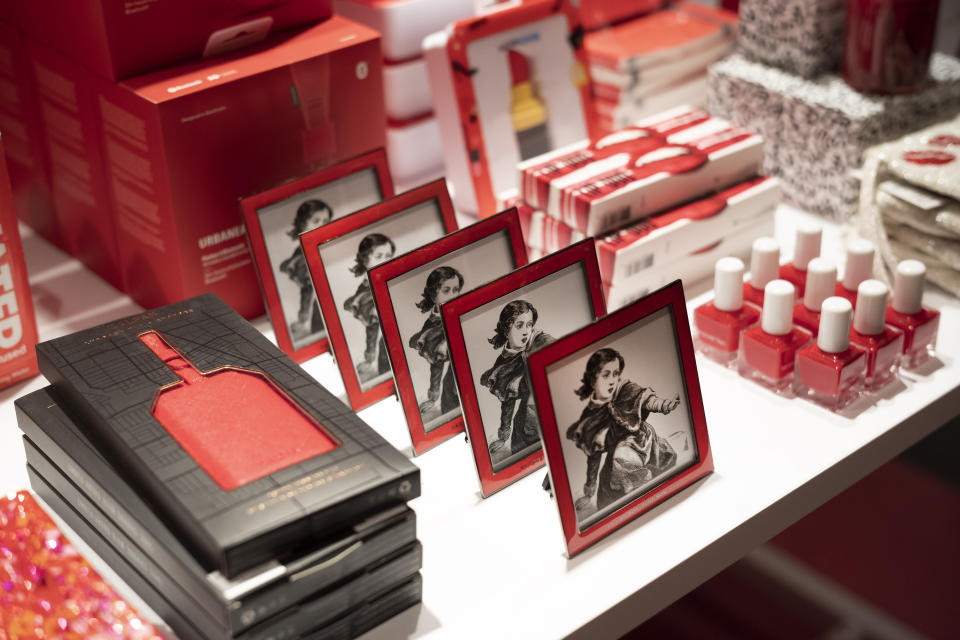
17,294,422,639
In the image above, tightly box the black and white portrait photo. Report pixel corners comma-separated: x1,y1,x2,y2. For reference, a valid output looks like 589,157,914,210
546,306,698,531
459,262,597,473
317,197,450,392
385,231,518,433
254,167,384,352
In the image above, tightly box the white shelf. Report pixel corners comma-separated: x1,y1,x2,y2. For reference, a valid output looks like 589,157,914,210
1,205,957,639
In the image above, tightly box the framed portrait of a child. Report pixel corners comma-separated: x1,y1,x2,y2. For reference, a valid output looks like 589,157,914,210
441,240,606,496
301,179,458,410
369,209,528,455
527,280,713,557
240,151,393,362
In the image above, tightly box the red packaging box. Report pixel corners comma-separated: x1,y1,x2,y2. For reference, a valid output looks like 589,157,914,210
577,0,665,31
0,134,39,389
0,23,60,249
29,41,122,288
596,175,780,283
518,105,712,212
14,0,333,82
603,213,774,311
44,17,385,318
555,115,764,236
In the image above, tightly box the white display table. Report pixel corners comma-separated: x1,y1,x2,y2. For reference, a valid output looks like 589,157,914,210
1,204,957,639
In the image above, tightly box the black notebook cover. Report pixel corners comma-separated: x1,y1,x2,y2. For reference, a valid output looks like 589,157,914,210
35,293,419,578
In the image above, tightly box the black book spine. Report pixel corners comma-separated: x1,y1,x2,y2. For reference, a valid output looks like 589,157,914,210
14,392,228,626
35,350,227,572
26,465,214,640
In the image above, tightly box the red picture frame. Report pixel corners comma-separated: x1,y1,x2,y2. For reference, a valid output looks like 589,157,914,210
369,209,529,455
240,150,393,362
301,179,459,411
527,280,713,557
441,240,606,496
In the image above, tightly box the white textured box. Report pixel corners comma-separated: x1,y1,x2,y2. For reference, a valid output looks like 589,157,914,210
516,203,585,252
708,53,960,220
384,57,433,121
386,116,444,183
603,213,774,311
737,0,845,78
552,117,764,236
334,0,475,61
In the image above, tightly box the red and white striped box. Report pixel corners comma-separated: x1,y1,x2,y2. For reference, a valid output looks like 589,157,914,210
596,175,779,284
602,212,774,311
517,105,710,212
516,202,585,252
554,115,764,235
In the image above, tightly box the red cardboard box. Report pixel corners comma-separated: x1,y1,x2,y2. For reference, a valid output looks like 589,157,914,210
29,41,122,288
0,134,39,388
14,0,333,82
52,17,385,318
577,0,665,31
0,23,59,249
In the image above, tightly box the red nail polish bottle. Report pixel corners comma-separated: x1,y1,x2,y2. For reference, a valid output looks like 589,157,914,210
738,280,812,394
843,0,940,95
743,237,780,307
848,279,904,390
779,223,822,298
695,257,761,367
884,259,940,369
835,239,875,306
795,297,866,411
793,257,837,337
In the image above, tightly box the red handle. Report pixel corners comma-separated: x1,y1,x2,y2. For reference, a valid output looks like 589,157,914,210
139,332,203,385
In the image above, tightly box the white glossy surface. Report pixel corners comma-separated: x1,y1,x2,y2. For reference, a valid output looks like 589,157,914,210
1,204,958,639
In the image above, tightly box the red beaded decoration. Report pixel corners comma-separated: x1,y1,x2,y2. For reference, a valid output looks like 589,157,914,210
0,491,165,639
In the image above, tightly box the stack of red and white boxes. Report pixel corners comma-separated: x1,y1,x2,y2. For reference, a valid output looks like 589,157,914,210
0,1,389,319
336,0,476,192
584,1,738,136
514,104,780,310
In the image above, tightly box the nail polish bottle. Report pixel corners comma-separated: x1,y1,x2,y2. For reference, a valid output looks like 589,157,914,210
835,239,875,306
795,297,866,411
743,237,780,307
779,223,822,297
793,258,837,337
694,257,761,367
738,280,812,394
884,259,940,369
848,279,904,390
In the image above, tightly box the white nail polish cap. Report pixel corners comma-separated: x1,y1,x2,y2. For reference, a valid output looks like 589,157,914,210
793,222,822,270
714,257,745,311
762,279,795,335
750,237,780,289
818,297,853,353
803,258,837,311
892,259,926,315
842,239,875,290
854,279,888,335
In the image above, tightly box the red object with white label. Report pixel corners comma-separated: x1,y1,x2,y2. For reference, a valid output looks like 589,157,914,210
595,175,779,283
0,134,39,389
14,0,333,81
39,18,385,318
